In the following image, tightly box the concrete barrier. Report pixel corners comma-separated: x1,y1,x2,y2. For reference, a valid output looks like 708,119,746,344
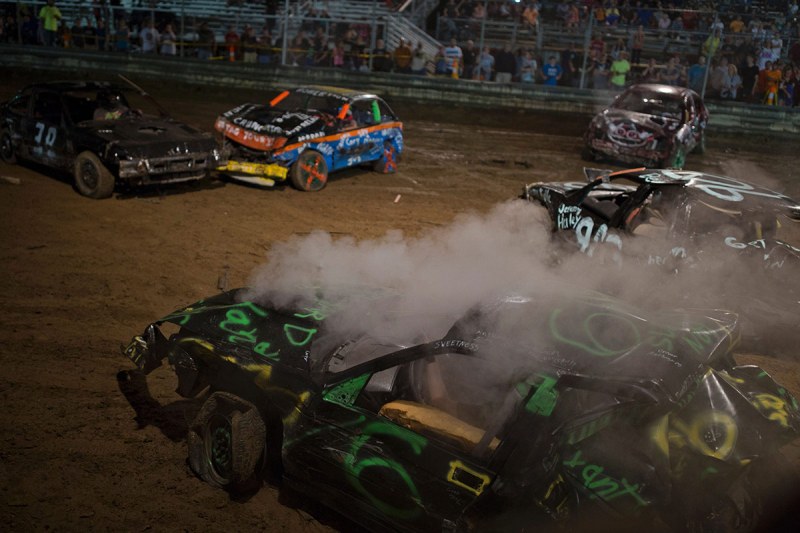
2,45,799,136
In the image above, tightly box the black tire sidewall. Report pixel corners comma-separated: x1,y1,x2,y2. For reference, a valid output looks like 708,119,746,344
74,151,115,198
0,129,16,164
188,392,266,493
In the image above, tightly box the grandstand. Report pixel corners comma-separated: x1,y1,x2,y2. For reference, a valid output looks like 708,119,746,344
4,1,798,100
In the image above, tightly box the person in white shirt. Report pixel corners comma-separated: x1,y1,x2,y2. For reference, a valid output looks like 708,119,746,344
160,23,177,55
443,38,463,77
139,19,159,53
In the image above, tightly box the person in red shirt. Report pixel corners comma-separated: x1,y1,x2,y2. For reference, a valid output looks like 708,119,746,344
224,25,240,61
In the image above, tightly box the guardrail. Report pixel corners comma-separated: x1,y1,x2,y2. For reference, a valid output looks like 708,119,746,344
1,44,798,136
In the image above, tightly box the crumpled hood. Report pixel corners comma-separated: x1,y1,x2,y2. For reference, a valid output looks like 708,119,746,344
447,293,741,404
79,116,215,156
155,289,323,373
215,103,327,151
598,108,681,146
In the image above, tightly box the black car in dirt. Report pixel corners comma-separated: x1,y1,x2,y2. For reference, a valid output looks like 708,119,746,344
583,84,708,169
122,287,800,532
521,167,800,348
0,81,222,198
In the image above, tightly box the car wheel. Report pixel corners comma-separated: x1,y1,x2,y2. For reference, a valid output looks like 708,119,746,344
74,151,115,199
693,131,707,154
373,140,399,174
661,146,686,169
290,149,328,192
0,129,16,164
188,391,266,494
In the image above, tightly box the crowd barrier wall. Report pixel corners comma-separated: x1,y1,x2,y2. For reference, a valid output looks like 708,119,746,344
2,45,799,136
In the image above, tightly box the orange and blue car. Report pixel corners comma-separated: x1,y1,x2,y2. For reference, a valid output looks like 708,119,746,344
214,86,403,191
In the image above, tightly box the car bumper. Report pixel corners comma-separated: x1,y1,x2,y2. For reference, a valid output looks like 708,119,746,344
217,160,289,186
118,150,223,182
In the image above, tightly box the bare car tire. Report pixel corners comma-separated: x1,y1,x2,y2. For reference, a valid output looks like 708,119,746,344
290,149,328,192
0,130,17,165
74,151,115,199
188,391,266,494
1,129,17,164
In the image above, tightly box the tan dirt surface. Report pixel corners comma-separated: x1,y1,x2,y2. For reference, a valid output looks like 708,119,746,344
1,70,799,531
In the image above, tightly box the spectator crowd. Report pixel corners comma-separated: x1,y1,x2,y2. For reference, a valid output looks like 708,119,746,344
0,0,798,106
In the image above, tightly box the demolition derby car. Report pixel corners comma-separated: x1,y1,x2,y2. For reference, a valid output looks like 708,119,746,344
583,84,708,169
521,167,800,345
214,86,403,191
122,287,800,531
0,81,222,198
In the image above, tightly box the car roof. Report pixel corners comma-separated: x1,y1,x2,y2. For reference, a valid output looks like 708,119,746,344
601,168,799,211
624,83,699,100
295,85,380,101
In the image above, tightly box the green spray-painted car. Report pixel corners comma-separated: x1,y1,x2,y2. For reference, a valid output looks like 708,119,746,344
121,288,800,532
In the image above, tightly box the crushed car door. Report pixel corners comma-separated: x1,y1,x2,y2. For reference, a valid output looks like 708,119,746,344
289,352,501,530
25,91,70,168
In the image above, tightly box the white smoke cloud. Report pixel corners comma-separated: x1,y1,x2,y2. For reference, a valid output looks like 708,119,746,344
244,200,563,340
242,193,799,355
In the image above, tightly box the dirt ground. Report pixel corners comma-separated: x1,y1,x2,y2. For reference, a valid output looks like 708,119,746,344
1,70,800,531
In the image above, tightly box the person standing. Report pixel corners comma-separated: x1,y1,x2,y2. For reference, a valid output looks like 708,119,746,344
687,55,707,94
659,56,680,86
461,39,477,80
702,28,721,59
542,55,563,86
410,42,428,76
476,45,494,81
590,53,610,90
740,54,759,102
443,38,463,78
763,61,782,105
561,42,578,87
371,38,392,72
139,19,159,54
494,42,516,83
609,50,631,90
38,0,62,47
519,50,537,83
160,23,177,56
721,64,742,100
240,25,258,63
196,22,216,60
641,58,660,83
114,19,130,52
393,38,412,74
630,25,645,66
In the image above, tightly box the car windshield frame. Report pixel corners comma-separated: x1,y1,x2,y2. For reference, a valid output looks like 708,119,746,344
272,89,350,116
612,88,685,120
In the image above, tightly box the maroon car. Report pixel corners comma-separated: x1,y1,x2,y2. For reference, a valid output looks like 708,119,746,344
583,84,708,169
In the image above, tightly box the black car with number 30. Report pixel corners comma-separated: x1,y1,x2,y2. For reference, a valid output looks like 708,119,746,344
0,81,222,198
